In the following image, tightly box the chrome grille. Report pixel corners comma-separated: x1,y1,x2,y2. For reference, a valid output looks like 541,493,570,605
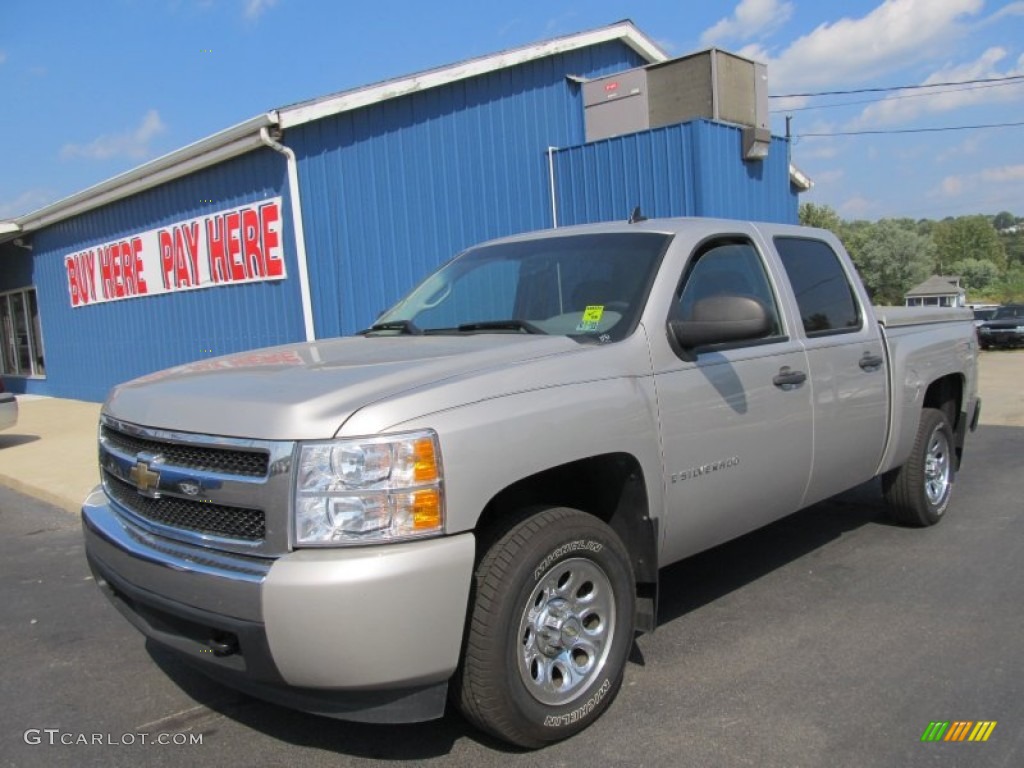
102,425,269,477
98,415,294,556
105,473,265,541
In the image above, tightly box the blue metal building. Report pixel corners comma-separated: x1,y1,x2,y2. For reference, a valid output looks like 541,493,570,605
0,22,803,402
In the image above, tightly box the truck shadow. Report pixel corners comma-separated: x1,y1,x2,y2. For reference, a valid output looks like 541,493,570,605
654,477,887,626
146,643,521,757
145,481,894,759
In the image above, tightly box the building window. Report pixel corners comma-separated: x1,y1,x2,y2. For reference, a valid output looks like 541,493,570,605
1,288,46,377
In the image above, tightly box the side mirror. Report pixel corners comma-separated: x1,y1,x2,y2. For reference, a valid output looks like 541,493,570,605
669,295,771,350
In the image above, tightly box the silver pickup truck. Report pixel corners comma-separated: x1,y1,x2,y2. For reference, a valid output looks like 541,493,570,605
82,217,980,748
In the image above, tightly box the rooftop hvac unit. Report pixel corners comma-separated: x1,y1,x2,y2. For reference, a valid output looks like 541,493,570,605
582,48,769,146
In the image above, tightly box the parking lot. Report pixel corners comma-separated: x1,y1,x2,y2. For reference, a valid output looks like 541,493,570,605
1,351,1021,767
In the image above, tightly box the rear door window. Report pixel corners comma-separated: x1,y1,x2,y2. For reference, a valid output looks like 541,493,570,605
774,237,861,336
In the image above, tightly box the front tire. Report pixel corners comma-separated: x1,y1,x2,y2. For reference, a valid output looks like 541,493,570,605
882,407,955,526
453,506,635,748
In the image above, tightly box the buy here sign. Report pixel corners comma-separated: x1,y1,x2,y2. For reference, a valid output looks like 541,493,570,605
63,197,286,308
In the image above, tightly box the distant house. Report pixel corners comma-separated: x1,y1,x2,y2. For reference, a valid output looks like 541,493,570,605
904,275,966,307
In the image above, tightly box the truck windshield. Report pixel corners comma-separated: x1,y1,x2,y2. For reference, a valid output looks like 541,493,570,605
372,232,671,343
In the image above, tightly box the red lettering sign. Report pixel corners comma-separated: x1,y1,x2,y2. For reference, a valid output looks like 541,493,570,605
260,202,283,277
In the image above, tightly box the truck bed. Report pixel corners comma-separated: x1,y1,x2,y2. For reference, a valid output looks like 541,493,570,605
874,306,973,327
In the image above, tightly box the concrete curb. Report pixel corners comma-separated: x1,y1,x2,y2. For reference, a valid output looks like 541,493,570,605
0,397,102,515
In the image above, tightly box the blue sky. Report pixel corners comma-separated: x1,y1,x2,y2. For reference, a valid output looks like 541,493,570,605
2,0,1023,222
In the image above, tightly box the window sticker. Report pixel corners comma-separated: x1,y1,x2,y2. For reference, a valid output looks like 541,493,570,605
576,305,605,332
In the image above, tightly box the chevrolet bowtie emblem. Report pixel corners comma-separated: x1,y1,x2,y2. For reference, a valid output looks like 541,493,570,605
129,460,161,494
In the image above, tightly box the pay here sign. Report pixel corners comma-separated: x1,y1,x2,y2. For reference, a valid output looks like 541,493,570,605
63,197,286,308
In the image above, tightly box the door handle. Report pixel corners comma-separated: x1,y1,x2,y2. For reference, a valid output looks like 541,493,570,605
859,353,884,371
773,366,807,389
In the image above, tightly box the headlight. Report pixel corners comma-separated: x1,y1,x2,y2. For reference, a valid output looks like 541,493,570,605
294,430,444,545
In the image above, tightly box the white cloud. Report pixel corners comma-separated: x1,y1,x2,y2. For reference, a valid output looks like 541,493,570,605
852,48,1024,126
654,37,678,55
839,195,876,217
980,164,1024,183
701,0,794,45
0,50,7,64
983,1,1024,23
61,110,167,161
940,175,966,197
937,135,982,162
244,0,278,21
813,168,845,185
0,188,55,219
764,0,983,92
933,163,1024,198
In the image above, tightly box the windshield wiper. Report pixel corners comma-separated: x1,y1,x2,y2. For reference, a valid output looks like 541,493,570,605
456,320,546,335
361,320,423,335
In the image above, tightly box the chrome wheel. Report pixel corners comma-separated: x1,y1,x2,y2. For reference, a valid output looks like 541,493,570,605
923,426,951,507
517,557,616,707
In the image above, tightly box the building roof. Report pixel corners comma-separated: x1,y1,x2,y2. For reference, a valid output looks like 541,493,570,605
1,21,808,242
275,21,666,130
905,275,966,297
0,21,663,243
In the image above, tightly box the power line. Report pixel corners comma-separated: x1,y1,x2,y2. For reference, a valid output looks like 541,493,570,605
771,74,1024,99
773,79,1024,113
795,120,1024,137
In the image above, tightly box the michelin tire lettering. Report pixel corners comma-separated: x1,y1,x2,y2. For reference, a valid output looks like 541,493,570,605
534,540,604,580
543,678,612,727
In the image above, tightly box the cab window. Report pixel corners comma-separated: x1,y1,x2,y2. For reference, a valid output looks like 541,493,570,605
672,239,784,342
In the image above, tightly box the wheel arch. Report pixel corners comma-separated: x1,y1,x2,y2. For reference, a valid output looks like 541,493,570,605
923,373,966,468
473,453,659,632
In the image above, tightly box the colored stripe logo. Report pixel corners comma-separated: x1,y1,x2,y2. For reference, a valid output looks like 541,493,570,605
921,721,997,742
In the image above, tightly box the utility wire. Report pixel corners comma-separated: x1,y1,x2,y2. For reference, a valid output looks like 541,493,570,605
774,79,1024,113
795,120,1024,137
771,74,1024,99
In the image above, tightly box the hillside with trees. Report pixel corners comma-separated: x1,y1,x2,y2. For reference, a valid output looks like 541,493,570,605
799,204,1024,305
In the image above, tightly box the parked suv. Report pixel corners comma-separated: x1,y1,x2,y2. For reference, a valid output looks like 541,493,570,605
978,304,1024,349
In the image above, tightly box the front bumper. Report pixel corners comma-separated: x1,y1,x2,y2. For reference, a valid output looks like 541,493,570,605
0,392,17,431
978,329,1024,347
82,487,475,722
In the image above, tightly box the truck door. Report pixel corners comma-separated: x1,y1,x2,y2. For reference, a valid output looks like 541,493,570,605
772,236,888,507
653,237,814,565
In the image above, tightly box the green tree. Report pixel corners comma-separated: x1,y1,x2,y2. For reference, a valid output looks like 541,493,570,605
799,202,843,234
992,211,1017,231
1000,231,1024,267
948,258,1000,293
846,219,936,305
932,216,1006,272
993,266,1024,303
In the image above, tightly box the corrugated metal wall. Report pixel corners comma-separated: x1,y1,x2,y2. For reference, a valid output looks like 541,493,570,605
290,41,647,338
28,148,303,401
14,39,803,403
553,120,797,227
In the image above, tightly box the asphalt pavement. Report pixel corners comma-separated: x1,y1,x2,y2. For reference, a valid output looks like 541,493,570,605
0,350,1021,766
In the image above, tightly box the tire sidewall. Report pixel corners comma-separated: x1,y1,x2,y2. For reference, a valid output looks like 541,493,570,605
494,513,635,744
917,411,955,524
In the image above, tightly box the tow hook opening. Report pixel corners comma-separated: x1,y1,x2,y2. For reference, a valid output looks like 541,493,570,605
209,632,240,657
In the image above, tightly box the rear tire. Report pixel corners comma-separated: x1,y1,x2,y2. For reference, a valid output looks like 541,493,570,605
453,506,635,748
882,407,955,527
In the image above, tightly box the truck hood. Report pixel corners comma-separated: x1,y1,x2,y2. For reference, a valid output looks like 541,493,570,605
104,335,588,440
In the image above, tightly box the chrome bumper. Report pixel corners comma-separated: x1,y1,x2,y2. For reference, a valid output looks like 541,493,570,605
82,486,477,721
